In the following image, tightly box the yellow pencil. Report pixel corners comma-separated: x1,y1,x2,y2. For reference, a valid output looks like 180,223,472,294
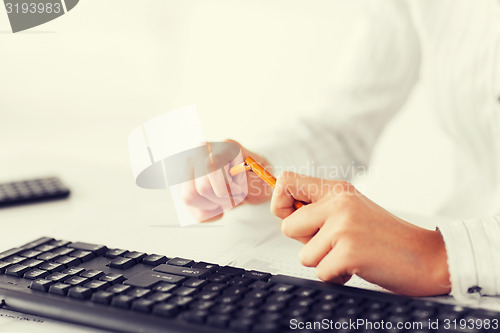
230,156,304,210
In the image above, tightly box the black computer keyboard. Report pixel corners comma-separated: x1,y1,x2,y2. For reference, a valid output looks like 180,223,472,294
0,237,498,333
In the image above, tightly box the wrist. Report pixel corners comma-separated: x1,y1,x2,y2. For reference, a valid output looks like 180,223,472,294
427,229,451,295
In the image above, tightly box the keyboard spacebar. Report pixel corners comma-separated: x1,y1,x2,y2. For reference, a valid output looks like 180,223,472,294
152,264,210,278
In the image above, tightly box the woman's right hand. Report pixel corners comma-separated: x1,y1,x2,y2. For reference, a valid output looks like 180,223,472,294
181,140,273,222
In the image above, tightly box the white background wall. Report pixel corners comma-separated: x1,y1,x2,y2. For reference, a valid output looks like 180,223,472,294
0,0,453,217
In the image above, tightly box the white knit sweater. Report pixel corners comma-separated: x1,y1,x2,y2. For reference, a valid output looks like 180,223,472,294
261,0,500,301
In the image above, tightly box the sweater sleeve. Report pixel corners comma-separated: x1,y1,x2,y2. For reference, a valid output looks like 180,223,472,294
257,0,421,179
437,216,500,302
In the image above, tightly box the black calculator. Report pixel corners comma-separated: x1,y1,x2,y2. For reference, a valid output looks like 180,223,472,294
0,177,70,208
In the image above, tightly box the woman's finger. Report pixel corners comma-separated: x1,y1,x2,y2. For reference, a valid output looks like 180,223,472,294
299,225,336,267
315,243,353,285
279,203,328,243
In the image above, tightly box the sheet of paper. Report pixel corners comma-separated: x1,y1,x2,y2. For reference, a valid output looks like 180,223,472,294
233,225,386,292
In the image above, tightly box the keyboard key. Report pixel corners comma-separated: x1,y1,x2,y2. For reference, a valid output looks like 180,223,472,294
5,256,26,265
263,302,286,312
206,314,230,329
124,251,146,262
48,240,70,247
203,283,228,293
207,273,231,283
68,286,92,300
63,267,85,276
52,247,74,257
99,273,125,284
224,286,248,297
236,303,261,319
47,240,69,248
153,264,211,278
108,257,135,269
0,248,25,261
24,269,49,280
183,278,207,289
5,264,30,277
212,304,237,315
153,282,177,293
0,261,12,273
22,259,44,268
217,266,244,276
249,280,272,290
243,270,271,281
267,293,293,303
153,303,179,318
37,252,60,261
39,262,64,273
142,254,167,266
167,258,194,267
127,288,151,299
217,294,242,304
191,262,219,271
147,292,172,303
319,291,340,302
35,244,57,252
179,310,208,324
238,298,263,309
270,283,295,293
84,280,109,291
68,242,107,255
107,284,132,294
124,271,185,289
246,289,269,299
314,301,337,312
190,300,215,311
64,276,89,286
20,250,42,259
295,288,317,298
105,249,128,259
80,270,103,279
287,307,308,318
131,299,155,313
229,318,252,331
228,276,253,287
30,278,54,292
49,283,71,296
91,291,114,305
173,287,197,297
289,297,314,308
55,256,80,268
167,296,193,307
196,291,219,301
259,313,281,322
46,272,69,282
68,250,95,262
111,295,135,309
